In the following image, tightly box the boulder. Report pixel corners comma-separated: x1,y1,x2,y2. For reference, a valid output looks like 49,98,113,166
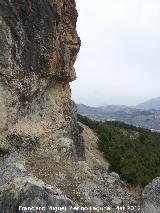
142,177,160,213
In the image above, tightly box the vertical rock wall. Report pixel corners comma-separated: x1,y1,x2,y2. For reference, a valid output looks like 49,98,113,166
0,0,85,160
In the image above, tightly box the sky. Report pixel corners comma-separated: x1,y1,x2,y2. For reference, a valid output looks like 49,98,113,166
71,0,160,107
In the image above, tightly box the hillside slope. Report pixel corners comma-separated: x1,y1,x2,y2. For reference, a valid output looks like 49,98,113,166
78,114,160,188
24,122,140,211
77,104,160,131
78,115,160,212
80,122,109,169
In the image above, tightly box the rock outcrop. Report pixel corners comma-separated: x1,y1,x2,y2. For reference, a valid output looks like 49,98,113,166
0,0,85,161
0,152,83,213
142,178,160,213
0,0,85,212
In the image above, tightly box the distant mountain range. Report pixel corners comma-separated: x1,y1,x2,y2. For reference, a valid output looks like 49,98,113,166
77,97,160,131
136,97,160,110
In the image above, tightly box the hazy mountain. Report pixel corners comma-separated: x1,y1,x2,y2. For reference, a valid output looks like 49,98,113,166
136,97,160,110
77,104,160,131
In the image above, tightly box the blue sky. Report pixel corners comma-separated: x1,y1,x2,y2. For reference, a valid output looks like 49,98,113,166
71,0,160,106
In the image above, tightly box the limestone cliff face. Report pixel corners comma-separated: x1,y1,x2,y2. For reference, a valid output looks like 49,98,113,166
0,0,85,160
